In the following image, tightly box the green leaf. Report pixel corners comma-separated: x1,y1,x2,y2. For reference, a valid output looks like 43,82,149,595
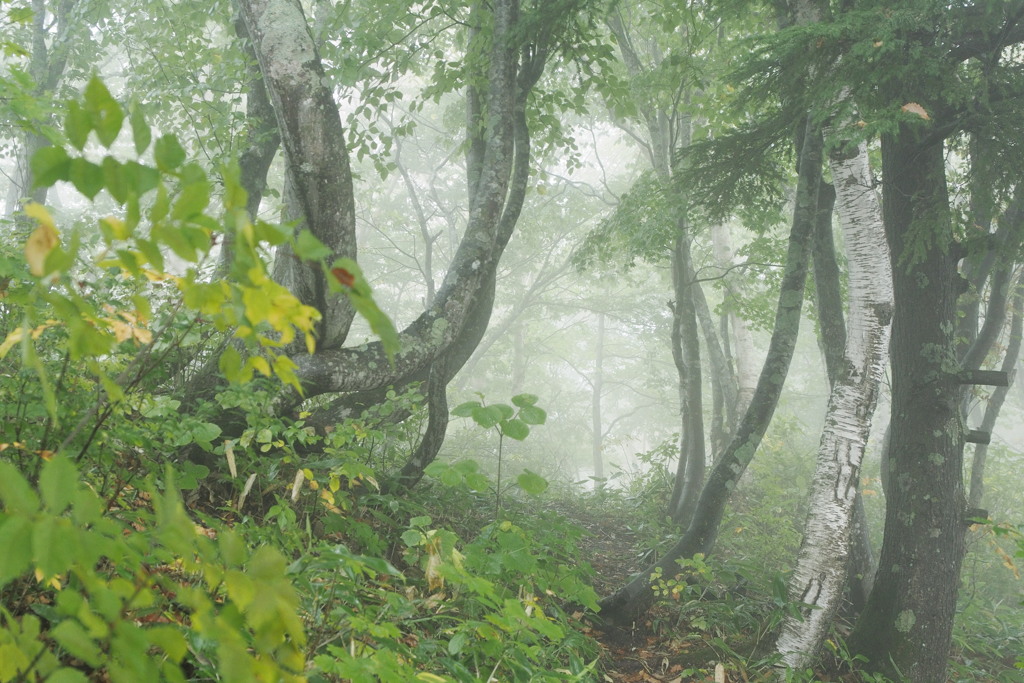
102,157,129,204
499,418,529,441
451,401,480,417
39,455,77,514
190,422,221,449
0,517,33,586
171,181,210,220
129,101,151,154
448,631,468,655
465,473,490,491
516,469,548,495
219,345,244,383
294,230,333,261
30,146,71,186
154,134,185,171
68,158,104,199
225,568,256,612
51,620,103,668
511,393,539,407
518,405,547,425
65,100,91,150
124,161,160,196
32,516,77,577
218,529,248,568
43,668,89,683
401,529,423,546
0,462,40,514
84,77,123,147
146,625,187,663
470,404,503,429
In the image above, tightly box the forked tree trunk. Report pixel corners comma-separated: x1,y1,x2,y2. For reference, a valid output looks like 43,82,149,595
776,130,893,670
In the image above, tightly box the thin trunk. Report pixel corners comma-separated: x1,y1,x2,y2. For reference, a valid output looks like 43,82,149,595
669,233,705,527
968,285,1023,508
776,130,893,670
592,312,605,481
811,181,843,385
599,118,823,625
711,223,757,416
693,267,738,450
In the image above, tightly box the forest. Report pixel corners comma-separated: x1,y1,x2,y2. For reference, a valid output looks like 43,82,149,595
1,0,1023,681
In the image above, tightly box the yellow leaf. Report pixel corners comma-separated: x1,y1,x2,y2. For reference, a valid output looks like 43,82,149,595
0,327,27,359
901,102,930,120
23,204,60,276
106,318,133,343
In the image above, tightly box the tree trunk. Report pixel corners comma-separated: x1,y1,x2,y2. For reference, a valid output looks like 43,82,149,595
848,129,966,683
599,118,823,625
218,4,281,274
668,232,705,527
968,285,1022,508
810,181,843,384
776,130,893,670
5,0,76,220
592,312,606,481
711,223,758,416
236,0,358,351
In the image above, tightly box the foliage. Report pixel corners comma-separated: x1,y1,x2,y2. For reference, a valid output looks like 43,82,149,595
449,393,549,517
0,457,305,682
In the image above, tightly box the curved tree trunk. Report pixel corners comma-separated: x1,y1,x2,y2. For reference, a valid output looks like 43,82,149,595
599,118,824,625
776,129,893,670
236,0,358,351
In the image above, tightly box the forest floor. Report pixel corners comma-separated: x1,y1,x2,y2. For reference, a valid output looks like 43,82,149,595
554,501,760,683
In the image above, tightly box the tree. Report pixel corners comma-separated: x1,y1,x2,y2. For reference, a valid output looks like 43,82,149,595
599,112,825,623
775,116,893,670
217,0,611,488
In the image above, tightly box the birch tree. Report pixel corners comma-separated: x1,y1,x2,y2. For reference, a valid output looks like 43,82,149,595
775,127,893,670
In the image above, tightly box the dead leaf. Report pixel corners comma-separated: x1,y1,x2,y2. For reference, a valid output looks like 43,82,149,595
24,203,60,276
901,102,930,120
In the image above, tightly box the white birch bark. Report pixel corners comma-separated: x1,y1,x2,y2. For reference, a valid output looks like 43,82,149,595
775,131,893,670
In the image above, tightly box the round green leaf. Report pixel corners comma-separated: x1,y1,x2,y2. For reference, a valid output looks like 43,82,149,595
518,405,547,425
511,393,539,407
516,469,548,495
499,418,529,440
451,401,480,418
